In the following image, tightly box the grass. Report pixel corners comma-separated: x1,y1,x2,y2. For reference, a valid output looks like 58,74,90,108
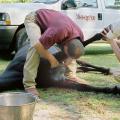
0,43,120,120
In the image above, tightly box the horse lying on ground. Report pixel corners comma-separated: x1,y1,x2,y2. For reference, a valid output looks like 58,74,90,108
0,43,120,94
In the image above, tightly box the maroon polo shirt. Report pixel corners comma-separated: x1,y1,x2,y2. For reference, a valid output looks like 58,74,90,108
36,9,84,49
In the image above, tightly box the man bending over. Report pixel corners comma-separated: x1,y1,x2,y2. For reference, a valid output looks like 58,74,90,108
23,9,85,96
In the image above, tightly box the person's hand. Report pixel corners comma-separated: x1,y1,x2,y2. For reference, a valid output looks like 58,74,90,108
100,26,114,43
100,31,113,44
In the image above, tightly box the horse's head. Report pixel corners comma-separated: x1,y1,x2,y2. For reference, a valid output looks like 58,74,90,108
49,65,66,81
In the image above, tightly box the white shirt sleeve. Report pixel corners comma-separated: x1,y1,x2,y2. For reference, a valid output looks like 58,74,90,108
106,20,120,39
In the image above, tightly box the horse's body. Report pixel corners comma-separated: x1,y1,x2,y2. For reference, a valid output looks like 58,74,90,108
0,43,120,94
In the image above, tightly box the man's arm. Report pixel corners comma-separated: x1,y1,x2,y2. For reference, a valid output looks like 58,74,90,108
34,27,63,68
34,42,59,68
116,39,120,48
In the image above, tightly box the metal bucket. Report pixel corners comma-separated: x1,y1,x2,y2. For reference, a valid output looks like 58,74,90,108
0,92,36,120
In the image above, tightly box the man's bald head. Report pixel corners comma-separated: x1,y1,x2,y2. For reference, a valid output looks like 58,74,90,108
65,39,85,59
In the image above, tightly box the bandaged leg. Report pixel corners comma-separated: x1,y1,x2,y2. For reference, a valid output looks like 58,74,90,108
64,58,88,84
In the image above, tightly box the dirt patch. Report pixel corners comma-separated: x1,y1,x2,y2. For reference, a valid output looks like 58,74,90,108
33,99,118,120
33,99,81,120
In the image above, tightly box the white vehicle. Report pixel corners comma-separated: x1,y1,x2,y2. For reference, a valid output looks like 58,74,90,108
0,0,120,52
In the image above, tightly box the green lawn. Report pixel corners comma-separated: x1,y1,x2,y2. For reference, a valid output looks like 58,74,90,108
0,43,120,120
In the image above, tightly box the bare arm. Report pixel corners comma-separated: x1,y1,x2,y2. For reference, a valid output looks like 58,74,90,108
116,39,120,48
34,42,59,68
100,26,120,62
109,39,120,62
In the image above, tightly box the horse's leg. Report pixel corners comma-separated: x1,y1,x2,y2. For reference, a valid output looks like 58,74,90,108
37,78,120,94
76,60,110,75
77,66,102,73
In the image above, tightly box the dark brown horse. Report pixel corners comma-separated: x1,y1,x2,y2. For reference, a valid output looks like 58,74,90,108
0,43,120,94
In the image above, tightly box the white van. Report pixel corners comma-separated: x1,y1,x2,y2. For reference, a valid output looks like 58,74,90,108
61,0,120,40
0,0,120,51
